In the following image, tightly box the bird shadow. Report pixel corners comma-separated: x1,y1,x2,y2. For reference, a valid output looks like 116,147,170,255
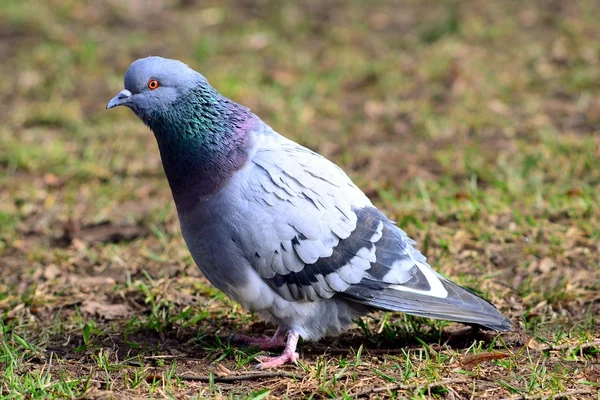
39,318,525,368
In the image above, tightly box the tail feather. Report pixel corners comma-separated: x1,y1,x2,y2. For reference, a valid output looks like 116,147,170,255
343,264,512,331
370,280,512,331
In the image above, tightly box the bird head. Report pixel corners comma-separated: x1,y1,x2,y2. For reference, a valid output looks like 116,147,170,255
106,56,205,122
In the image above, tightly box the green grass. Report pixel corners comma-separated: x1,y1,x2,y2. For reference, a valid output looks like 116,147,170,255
1,0,599,398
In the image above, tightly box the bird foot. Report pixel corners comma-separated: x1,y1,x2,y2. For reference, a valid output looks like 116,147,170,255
230,333,286,350
233,328,300,368
255,350,299,369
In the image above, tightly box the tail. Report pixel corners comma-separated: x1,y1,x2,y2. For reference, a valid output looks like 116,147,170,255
345,262,512,331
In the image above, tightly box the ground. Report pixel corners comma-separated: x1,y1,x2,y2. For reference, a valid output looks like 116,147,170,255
1,0,599,399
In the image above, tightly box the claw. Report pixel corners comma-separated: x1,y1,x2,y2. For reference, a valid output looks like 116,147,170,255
255,351,299,369
254,330,300,369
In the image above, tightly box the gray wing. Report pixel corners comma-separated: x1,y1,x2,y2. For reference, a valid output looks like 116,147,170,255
239,133,377,301
238,131,512,331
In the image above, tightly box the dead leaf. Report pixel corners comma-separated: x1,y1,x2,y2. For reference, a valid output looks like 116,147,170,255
551,38,568,63
518,9,538,27
81,300,132,320
270,69,296,87
368,12,390,30
43,173,62,188
247,32,269,50
4,303,25,321
538,258,554,274
215,364,233,377
43,264,60,280
488,99,510,115
71,276,117,292
454,191,471,200
364,101,386,119
461,352,511,370
527,338,548,351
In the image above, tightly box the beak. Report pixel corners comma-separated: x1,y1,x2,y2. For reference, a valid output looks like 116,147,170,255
106,89,132,109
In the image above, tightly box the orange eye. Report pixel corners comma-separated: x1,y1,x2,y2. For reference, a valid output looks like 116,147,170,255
147,79,159,90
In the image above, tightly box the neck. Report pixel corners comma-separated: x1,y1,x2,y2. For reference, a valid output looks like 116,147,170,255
146,87,257,209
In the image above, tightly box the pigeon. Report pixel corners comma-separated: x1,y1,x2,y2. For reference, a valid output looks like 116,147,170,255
107,56,512,368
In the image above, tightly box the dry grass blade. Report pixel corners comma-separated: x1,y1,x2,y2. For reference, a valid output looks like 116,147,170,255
461,351,512,370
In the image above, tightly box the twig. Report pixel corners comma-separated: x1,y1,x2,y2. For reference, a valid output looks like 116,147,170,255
498,388,596,400
534,339,600,353
335,378,470,399
177,371,304,383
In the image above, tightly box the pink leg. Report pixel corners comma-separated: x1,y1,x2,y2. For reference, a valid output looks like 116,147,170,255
231,327,287,350
255,331,300,369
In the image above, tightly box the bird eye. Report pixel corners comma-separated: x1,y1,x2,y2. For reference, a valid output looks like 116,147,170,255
147,79,160,90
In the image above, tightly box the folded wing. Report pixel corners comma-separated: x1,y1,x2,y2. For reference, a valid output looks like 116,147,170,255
238,130,511,331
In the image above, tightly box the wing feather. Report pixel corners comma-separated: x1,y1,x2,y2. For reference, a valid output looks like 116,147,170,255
234,130,511,331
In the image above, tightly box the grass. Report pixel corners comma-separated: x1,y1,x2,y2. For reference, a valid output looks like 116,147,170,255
1,0,600,398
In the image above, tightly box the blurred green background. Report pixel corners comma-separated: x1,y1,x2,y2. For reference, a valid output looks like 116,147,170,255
1,0,599,398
